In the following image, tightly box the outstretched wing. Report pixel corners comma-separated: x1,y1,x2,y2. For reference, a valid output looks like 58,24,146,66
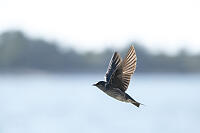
105,52,122,83
108,45,137,92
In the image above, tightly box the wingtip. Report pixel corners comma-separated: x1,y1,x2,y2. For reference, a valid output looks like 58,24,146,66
130,45,135,49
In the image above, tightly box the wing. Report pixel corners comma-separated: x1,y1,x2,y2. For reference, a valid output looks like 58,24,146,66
108,45,137,92
105,52,122,83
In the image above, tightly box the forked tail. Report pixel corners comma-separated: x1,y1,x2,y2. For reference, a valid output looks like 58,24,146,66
126,93,143,108
130,100,142,107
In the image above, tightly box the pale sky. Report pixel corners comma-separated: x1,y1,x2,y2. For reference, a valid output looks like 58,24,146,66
0,0,200,54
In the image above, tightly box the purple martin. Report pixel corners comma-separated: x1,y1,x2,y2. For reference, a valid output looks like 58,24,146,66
93,45,142,107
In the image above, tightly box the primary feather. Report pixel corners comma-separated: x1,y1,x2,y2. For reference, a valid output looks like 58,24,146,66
106,45,137,92
105,52,122,83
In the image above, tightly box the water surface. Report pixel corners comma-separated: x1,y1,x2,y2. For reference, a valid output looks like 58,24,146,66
0,74,199,133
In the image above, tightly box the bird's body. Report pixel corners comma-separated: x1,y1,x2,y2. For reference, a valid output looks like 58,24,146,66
93,45,142,107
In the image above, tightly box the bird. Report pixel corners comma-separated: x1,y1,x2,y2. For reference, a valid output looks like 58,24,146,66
93,45,142,107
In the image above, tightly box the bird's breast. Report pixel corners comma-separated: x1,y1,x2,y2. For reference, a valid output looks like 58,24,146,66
105,88,126,102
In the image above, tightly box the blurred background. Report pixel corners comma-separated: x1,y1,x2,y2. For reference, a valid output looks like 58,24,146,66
0,0,200,133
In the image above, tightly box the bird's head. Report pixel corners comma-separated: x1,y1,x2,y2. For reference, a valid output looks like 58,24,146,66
92,81,106,90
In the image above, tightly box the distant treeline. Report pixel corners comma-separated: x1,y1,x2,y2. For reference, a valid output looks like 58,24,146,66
0,31,200,73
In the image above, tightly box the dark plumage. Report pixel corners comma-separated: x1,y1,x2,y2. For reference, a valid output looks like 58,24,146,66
93,45,142,107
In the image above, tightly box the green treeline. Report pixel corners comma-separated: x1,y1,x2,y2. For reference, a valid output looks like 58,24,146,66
0,31,200,73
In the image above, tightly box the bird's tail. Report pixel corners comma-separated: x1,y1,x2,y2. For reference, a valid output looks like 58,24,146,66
126,94,143,108
130,100,142,107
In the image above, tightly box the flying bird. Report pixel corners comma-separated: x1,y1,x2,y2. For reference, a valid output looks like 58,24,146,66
93,45,142,107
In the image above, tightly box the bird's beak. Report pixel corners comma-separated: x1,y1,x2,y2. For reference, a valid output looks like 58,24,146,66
92,84,96,86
